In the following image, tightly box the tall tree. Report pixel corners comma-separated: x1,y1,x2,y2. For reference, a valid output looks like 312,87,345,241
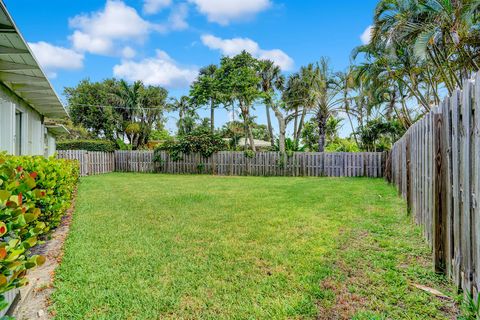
216,51,262,151
137,85,168,146
111,80,168,149
335,69,360,146
258,60,284,146
308,58,341,152
65,79,120,141
189,64,220,133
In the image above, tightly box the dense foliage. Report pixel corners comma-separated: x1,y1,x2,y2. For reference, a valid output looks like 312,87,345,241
155,128,227,160
350,0,480,130
57,140,117,152
0,155,78,312
65,79,168,149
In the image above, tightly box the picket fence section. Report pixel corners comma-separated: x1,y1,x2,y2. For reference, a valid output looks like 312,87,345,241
115,150,385,177
57,150,115,176
387,72,480,298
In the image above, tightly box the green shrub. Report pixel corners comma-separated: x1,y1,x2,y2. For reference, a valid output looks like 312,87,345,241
6,156,79,231
325,138,360,152
0,154,78,312
244,150,255,158
57,140,116,152
155,128,227,161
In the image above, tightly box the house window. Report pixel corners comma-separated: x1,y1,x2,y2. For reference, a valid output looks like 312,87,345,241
15,111,22,155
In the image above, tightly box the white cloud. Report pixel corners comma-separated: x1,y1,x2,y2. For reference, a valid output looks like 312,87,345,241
28,41,84,78
121,46,136,59
168,3,189,31
201,34,294,70
143,0,172,14
361,25,373,45
188,0,271,25
113,50,198,88
70,31,113,55
69,1,157,55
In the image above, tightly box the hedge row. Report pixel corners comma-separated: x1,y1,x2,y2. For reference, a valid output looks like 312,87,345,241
0,154,79,312
57,140,116,152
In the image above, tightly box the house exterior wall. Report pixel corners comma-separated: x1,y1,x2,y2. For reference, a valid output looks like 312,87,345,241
0,83,53,156
46,132,56,157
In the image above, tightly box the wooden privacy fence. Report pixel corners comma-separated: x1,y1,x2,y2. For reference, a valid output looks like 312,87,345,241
59,150,385,177
387,72,480,297
57,150,115,176
115,150,385,177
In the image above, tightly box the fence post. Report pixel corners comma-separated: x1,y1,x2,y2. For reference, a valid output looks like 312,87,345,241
85,151,90,176
406,136,412,213
433,112,447,273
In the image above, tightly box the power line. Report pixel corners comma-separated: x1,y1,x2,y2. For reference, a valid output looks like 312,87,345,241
67,95,345,112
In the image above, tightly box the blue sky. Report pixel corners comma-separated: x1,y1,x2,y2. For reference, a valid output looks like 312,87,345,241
5,0,377,135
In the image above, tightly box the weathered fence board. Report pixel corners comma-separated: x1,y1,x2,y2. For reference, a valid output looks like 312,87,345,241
113,151,384,177
60,150,385,178
387,72,479,298
57,150,114,176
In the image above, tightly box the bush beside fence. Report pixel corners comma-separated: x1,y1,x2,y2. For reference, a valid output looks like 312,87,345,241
387,72,480,299
57,140,117,152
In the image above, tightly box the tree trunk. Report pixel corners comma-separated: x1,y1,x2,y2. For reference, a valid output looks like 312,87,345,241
247,125,256,152
278,120,286,154
273,111,286,154
317,111,327,152
346,110,359,146
210,100,215,133
387,90,396,121
241,106,256,152
293,106,298,144
266,104,274,146
295,108,307,148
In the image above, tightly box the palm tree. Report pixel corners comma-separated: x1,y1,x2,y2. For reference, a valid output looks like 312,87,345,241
111,80,142,148
110,80,168,149
371,0,480,94
258,60,284,146
282,66,315,148
335,69,360,146
309,58,342,152
171,96,198,136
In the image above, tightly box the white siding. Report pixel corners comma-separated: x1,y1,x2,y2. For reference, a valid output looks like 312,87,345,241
0,84,46,156
46,132,56,157
0,98,14,154
27,110,44,155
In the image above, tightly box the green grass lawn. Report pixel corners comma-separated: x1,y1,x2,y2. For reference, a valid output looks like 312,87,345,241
52,174,457,319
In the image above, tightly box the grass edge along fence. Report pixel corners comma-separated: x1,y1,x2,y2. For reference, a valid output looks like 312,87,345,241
387,72,480,300
58,150,385,178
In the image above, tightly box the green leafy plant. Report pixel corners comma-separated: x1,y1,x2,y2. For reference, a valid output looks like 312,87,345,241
155,128,227,162
459,292,480,320
0,154,78,313
196,163,206,174
57,140,117,152
244,150,255,159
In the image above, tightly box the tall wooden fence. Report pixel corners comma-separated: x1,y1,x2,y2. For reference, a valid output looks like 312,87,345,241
57,150,115,176
115,150,385,177
59,150,385,177
387,73,480,297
